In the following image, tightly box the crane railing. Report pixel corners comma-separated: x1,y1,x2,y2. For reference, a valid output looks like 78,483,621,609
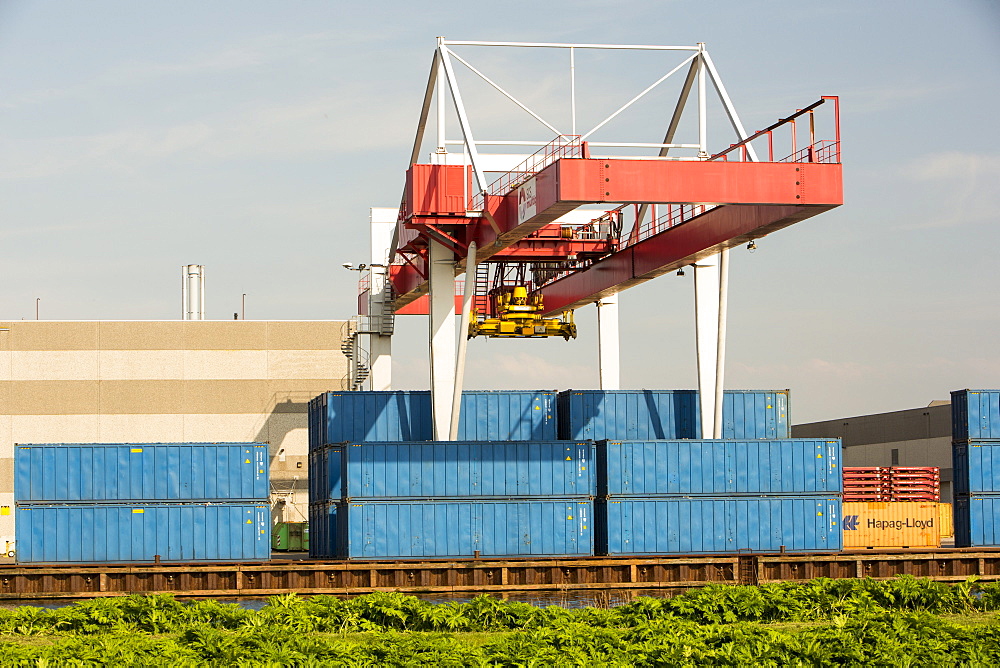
471,135,584,210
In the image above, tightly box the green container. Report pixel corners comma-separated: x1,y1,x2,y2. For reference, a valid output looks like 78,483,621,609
272,522,309,551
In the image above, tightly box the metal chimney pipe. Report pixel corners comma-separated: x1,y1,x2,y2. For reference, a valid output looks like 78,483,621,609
182,265,206,320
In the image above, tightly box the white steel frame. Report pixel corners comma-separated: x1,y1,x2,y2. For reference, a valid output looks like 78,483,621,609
385,40,761,438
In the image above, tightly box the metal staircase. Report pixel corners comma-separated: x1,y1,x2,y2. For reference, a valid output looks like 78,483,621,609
341,268,395,390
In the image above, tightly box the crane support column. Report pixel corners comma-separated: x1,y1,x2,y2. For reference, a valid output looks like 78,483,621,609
597,295,621,390
368,267,392,391
428,239,457,439
694,253,727,438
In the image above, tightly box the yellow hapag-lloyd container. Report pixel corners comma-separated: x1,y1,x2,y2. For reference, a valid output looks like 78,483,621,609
842,502,941,549
938,503,954,537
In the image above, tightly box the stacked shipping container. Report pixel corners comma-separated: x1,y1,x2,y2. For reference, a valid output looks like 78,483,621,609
310,441,595,559
308,391,591,559
310,389,843,559
595,439,843,555
15,443,271,563
953,389,1000,547
557,389,790,440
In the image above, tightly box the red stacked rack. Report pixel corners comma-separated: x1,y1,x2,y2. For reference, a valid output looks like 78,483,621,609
843,467,891,501
888,466,940,502
842,466,941,502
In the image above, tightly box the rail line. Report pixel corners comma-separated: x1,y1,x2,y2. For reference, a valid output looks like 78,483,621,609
1,548,999,601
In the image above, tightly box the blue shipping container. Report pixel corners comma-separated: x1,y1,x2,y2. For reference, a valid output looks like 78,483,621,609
309,391,431,448
954,495,1000,547
15,443,269,503
952,442,1000,496
312,441,595,502
597,496,841,555
314,498,593,559
15,502,270,563
309,391,558,448
557,390,789,441
598,439,841,497
951,390,1000,441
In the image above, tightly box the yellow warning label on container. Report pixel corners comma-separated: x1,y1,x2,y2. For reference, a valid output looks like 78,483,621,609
567,515,574,520
565,456,572,461
247,519,253,524
244,459,251,464
0,507,9,516
132,509,144,514
131,448,143,453
534,406,540,409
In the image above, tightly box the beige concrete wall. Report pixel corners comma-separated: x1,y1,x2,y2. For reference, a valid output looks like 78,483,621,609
0,320,349,558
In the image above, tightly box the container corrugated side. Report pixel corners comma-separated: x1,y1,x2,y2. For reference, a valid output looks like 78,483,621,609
15,443,268,503
15,502,270,563
598,439,841,497
939,503,954,537
315,441,594,500
339,499,594,559
557,390,789,441
954,495,1000,547
951,390,1000,441
310,391,433,447
953,441,1000,495
596,496,841,555
458,391,558,440
841,502,940,548
310,390,558,447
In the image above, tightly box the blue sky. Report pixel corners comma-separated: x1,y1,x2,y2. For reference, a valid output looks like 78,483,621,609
0,1,997,422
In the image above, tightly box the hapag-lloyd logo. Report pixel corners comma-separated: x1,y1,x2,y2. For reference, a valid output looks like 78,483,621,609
517,178,538,224
843,515,935,531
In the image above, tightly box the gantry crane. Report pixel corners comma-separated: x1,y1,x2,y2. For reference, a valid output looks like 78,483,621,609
354,39,843,440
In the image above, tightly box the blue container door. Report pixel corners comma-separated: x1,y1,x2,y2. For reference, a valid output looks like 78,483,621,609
952,390,1000,440
956,495,1000,547
956,442,1000,495
308,502,339,558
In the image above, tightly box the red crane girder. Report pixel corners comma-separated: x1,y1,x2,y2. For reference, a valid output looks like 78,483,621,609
390,158,842,310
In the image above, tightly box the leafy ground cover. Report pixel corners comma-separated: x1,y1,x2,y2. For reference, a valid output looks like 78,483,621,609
0,576,998,665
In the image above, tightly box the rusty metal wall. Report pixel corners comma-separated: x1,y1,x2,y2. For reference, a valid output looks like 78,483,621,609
0,549,998,600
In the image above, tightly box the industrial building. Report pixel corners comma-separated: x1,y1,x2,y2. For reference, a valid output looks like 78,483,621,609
793,401,953,501
0,319,348,561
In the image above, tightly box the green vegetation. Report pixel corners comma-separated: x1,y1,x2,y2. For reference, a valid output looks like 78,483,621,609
0,576,999,665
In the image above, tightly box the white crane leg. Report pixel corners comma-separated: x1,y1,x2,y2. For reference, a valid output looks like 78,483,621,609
428,240,457,440
597,295,621,390
368,334,392,391
449,241,477,439
694,253,721,438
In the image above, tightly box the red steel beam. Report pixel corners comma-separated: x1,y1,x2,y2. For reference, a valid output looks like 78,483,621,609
536,202,839,315
392,158,842,310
